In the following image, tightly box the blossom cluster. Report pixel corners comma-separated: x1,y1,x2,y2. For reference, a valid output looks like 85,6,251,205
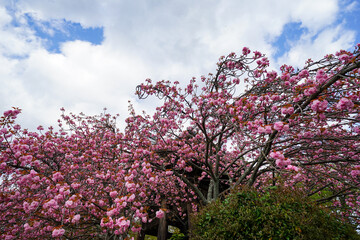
1,44,360,238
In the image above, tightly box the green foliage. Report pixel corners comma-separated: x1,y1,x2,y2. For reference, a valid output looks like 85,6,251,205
169,232,186,240
190,186,360,240
144,235,157,240
169,225,186,240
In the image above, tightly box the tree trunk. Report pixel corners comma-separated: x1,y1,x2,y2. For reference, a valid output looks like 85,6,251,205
186,202,193,239
157,199,168,240
136,223,146,240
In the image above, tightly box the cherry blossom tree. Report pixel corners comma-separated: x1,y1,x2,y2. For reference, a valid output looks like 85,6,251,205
0,109,181,239
134,44,360,229
1,44,359,239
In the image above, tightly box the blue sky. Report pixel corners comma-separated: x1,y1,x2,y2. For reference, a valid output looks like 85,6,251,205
25,15,104,53
0,0,359,130
272,22,306,59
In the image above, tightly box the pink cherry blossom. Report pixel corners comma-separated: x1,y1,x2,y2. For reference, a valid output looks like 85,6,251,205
72,214,81,223
110,191,118,198
156,209,165,219
1,45,360,239
242,47,250,55
281,107,294,115
52,228,65,237
336,98,354,110
311,100,328,112
273,121,284,131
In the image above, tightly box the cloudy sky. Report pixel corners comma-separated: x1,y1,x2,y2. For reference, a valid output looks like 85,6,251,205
1,0,359,130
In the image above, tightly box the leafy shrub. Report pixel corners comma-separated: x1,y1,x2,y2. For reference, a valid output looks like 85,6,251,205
190,187,360,240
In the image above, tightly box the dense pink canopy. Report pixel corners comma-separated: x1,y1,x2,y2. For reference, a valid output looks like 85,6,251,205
1,44,359,239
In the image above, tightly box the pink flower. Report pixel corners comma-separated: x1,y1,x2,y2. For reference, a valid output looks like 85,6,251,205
185,166,192,172
275,160,286,168
44,199,58,209
24,223,31,231
86,178,94,184
125,182,135,191
265,125,272,134
273,121,284,131
23,201,30,213
52,228,65,237
226,61,235,69
29,201,39,211
271,152,291,168
132,226,142,233
72,214,80,223
3,110,12,117
115,217,130,234
282,124,289,132
350,165,360,178
350,170,360,178
339,54,350,62
156,209,165,219
298,69,309,78
218,75,226,81
315,69,327,84
336,98,354,110
52,172,64,182
110,191,117,198
242,47,250,55
128,194,136,202
0,128,8,134
302,131,314,138
281,73,290,81
101,217,114,228
281,107,294,115
276,159,291,168
253,51,262,59
71,183,80,189
116,217,130,228
286,165,299,171
3,109,21,118
304,87,317,96
30,170,37,177
270,151,285,161
311,100,328,112
65,200,74,208
257,126,265,134
107,208,117,217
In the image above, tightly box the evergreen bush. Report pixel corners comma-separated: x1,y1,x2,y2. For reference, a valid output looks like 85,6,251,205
190,187,360,240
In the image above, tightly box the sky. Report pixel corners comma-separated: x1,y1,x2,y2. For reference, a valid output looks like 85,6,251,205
0,0,359,130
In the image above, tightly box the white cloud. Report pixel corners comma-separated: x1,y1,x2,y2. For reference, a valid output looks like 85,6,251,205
0,7,40,58
6,41,153,128
0,0,358,130
16,0,106,28
0,6,11,25
344,0,358,12
290,0,338,32
276,23,355,68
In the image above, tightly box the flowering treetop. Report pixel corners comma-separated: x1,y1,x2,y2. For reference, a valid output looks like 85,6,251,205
1,44,359,239
134,44,360,220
